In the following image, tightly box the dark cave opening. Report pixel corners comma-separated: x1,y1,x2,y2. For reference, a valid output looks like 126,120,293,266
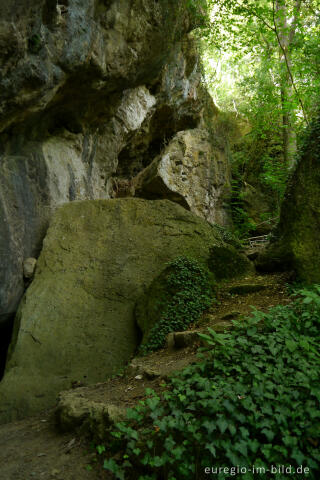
0,314,14,381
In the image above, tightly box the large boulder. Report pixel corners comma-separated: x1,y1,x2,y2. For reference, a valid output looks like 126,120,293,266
133,129,232,226
0,198,247,423
256,114,320,282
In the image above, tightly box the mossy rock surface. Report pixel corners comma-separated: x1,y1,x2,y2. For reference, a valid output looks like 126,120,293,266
0,198,242,423
208,245,253,280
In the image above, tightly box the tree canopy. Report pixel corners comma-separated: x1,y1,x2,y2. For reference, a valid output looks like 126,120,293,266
189,0,320,236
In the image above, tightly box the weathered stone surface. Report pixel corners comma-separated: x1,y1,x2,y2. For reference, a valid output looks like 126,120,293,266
0,198,232,423
0,0,191,133
207,245,253,281
256,115,320,282
23,258,37,279
56,390,127,437
172,330,200,349
1,1,223,324
133,129,232,226
55,345,200,437
127,354,195,381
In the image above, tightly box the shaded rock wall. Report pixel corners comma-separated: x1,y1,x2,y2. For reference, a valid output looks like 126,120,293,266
0,0,232,323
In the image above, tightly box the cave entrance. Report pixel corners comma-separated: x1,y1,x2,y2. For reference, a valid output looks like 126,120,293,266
0,314,14,380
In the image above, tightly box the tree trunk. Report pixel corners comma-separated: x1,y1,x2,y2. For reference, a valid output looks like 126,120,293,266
275,0,301,168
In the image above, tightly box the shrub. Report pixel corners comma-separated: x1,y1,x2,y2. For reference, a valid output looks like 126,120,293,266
102,286,320,479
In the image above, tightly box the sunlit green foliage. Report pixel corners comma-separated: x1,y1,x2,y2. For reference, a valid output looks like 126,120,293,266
187,0,320,234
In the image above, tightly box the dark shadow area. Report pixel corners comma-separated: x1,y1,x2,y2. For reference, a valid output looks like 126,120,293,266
0,313,14,380
42,0,69,28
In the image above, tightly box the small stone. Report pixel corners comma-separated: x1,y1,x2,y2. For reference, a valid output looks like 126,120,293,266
174,331,199,348
143,368,160,379
23,257,37,279
134,375,143,380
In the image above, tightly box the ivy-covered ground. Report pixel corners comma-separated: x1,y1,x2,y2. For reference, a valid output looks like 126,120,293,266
102,284,320,480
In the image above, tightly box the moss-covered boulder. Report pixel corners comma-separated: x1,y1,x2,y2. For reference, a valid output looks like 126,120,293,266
208,245,253,280
256,114,320,283
0,198,249,423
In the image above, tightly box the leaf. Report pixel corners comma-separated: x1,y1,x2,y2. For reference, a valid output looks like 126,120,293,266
217,417,229,434
285,339,298,352
234,441,248,457
228,424,237,436
203,419,217,434
103,459,125,480
205,443,217,457
96,445,106,455
262,429,275,442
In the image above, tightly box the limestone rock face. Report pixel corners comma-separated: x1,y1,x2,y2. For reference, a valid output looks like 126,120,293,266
0,0,232,324
133,129,232,226
0,0,229,323
0,198,232,422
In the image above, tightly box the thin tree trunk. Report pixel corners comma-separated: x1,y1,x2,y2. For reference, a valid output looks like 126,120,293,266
275,0,301,168
280,82,297,168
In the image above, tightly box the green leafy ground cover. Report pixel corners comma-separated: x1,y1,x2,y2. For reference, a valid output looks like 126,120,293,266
139,257,212,355
100,286,320,479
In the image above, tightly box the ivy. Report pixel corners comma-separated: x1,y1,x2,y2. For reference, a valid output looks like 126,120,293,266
101,286,320,479
139,257,212,355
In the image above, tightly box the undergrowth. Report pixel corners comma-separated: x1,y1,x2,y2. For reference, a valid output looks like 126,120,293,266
100,286,320,479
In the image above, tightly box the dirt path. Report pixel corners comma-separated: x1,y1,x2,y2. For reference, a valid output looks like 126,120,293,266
0,413,103,480
0,272,291,480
